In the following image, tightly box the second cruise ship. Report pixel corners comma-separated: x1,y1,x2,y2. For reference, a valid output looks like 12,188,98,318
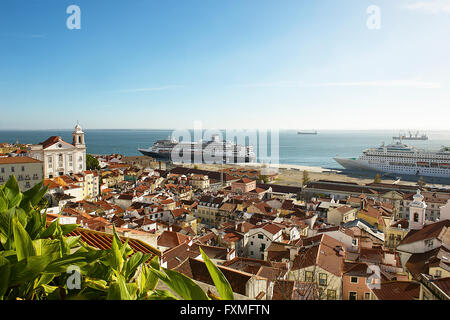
334,141,450,178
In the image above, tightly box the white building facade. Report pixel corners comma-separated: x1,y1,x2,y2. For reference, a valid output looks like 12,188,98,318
28,124,86,178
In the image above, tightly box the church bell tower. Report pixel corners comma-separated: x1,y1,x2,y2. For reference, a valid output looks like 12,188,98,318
409,189,427,230
72,123,85,148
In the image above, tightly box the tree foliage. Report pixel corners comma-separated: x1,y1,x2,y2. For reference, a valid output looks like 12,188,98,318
86,154,100,170
373,173,381,183
302,170,310,186
0,175,234,300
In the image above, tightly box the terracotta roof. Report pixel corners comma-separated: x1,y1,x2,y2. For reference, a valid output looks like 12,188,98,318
118,194,134,200
162,242,200,269
399,220,450,246
39,136,74,149
259,223,282,235
343,261,370,277
431,277,450,297
405,246,445,278
0,156,42,164
174,257,265,296
359,247,384,264
371,281,420,300
222,256,272,274
190,243,229,260
271,281,318,300
236,221,256,233
256,265,286,281
157,230,191,248
335,205,355,214
219,202,237,212
292,234,345,276
67,228,160,257
171,208,190,218
390,219,409,229
235,178,255,184
266,242,291,262
195,232,215,244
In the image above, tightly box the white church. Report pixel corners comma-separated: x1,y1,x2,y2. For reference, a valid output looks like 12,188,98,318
28,124,86,178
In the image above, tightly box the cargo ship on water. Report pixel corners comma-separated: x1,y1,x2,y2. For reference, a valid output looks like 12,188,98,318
138,134,256,164
393,131,428,141
334,141,450,178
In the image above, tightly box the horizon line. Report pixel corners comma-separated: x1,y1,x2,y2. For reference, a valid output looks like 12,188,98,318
1,128,450,132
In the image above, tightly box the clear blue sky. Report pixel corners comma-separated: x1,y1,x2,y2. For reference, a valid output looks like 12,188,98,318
1,0,449,130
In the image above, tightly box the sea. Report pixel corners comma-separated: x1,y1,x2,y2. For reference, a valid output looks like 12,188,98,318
1,129,450,170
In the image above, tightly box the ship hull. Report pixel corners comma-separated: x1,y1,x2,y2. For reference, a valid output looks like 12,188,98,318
334,157,450,178
138,149,256,164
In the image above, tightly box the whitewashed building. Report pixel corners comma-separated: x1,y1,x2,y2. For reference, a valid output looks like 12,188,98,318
28,124,86,178
246,223,283,260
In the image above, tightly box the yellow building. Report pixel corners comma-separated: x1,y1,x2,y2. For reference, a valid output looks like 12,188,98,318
384,218,410,249
357,204,390,231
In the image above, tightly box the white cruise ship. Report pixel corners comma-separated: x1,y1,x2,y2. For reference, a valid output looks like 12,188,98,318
138,134,256,164
334,141,450,178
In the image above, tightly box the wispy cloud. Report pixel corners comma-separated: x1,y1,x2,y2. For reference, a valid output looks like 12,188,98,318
115,85,184,93
403,0,450,14
0,33,46,38
237,80,442,89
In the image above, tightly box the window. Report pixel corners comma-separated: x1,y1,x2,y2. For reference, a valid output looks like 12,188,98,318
319,273,327,286
414,213,419,222
260,243,265,252
258,234,264,239
305,271,313,282
435,270,442,278
21,166,25,172
327,289,336,300
350,276,358,284
364,292,370,300
349,292,357,300
11,166,14,172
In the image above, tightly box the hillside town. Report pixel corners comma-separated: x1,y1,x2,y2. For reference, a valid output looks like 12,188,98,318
0,125,449,300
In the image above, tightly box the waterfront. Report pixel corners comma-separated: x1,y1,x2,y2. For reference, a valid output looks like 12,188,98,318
2,129,450,170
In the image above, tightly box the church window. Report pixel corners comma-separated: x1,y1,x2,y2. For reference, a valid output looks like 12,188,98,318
414,213,419,222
